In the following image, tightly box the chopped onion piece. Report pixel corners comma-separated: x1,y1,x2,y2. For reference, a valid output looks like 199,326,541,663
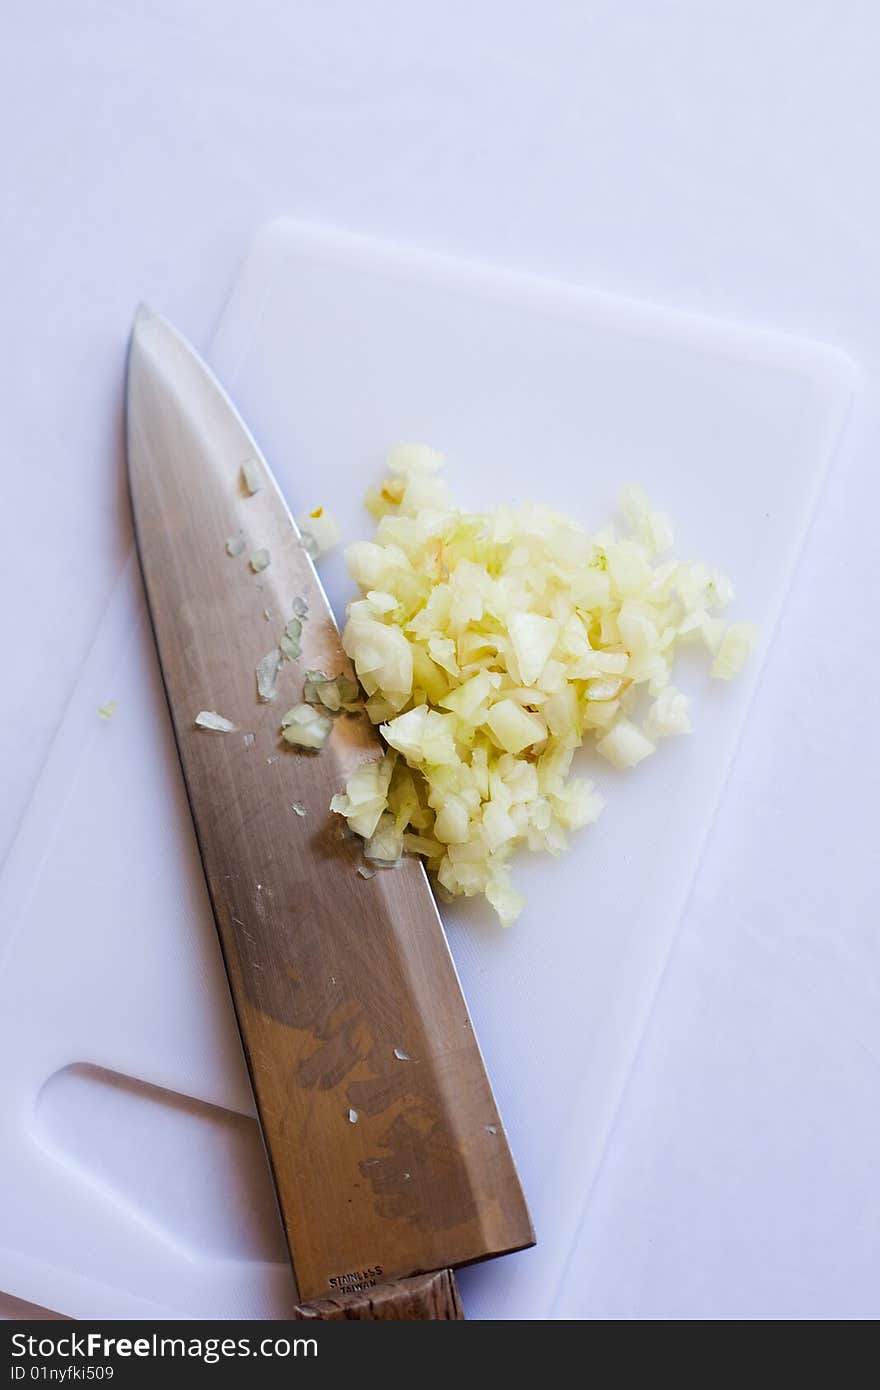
256,649,283,702
279,618,302,661
297,506,340,559
596,720,655,769
381,706,458,765
249,549,270,573
195,710,237,733
302,668,329,703
508,613,559,686
486,700,547,756
366,589,398,615
485,873,526,929
343,614,412,707
240,459,262,494
315,679,343,712
435,797,471,845
645,686,692,739
329,756,393,838
280,704,332,750
583,676,625,702
439,669,492,718
303,669,360,712
225,534,245,557
386,442,444,477
364,811,404,866
712,622,759,679
620,484,674,556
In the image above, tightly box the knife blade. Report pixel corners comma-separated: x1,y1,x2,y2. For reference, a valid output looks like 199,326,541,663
125,305,533,1316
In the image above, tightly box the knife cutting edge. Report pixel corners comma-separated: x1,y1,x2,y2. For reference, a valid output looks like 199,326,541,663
125,305,534,1320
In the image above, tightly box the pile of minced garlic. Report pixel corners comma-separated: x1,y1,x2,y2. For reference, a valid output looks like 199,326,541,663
330,444,755,925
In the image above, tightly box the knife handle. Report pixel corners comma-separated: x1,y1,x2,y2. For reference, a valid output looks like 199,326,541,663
294,1268,463,1320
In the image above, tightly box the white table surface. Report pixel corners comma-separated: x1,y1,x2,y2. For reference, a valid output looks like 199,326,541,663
2,1,878,1320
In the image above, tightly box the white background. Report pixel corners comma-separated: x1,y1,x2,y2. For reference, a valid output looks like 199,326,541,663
2,1,878,1319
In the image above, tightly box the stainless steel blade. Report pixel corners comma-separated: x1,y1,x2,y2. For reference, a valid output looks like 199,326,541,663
126,306,533,1302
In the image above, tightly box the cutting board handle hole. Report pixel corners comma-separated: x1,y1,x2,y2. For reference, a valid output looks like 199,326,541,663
32,1062,290,1266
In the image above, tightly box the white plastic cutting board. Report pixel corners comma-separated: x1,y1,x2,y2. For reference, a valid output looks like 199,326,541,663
0,223,857,1320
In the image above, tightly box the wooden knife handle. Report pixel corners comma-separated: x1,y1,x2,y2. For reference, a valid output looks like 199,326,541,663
294,1268,464,1320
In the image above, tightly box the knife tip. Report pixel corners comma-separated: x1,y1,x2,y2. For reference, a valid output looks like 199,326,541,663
133,301,157,331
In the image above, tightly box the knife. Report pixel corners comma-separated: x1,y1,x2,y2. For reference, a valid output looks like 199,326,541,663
125,306,534,1320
